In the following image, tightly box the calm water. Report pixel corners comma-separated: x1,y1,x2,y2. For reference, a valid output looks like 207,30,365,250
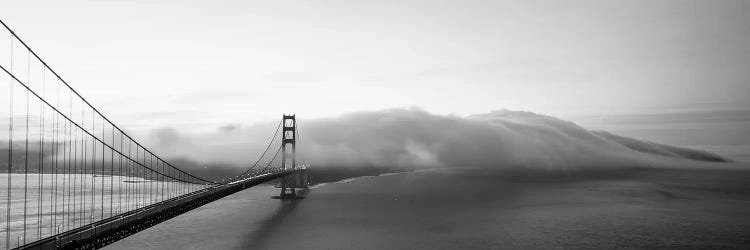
109,168,750,249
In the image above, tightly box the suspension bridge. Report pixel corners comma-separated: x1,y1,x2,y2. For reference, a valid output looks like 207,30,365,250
0,20,310,249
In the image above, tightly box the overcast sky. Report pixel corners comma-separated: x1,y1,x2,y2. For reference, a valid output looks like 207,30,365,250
1,0,748,133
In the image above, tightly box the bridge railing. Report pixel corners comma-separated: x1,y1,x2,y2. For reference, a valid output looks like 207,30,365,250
0,20,215,249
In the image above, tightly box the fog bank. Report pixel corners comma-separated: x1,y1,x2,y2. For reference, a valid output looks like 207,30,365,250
140,109,728,176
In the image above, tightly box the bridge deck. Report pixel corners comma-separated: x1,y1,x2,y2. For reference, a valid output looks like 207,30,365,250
17,170,298,250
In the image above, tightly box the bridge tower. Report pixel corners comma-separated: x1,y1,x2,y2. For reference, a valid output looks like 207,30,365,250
279,114,298,198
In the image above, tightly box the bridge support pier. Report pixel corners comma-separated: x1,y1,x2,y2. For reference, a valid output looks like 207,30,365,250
278,168,309,199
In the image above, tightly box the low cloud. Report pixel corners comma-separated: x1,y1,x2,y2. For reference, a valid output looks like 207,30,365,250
141,108,728,176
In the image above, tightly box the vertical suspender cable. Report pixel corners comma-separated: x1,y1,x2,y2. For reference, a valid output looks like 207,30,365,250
38,63,45,240
70,94,75,231
127,139,131,213
77,98,81,228
23,49,31,246
118,131,122,217
110,123,114,218
135,146,139,208
158,162,162,202
102,116,105,220
91,110,95,224
49,87,54,236
63,95,68,232
79,101,85,228
6,33,14,250
65,92,71,231
89,107,93,222
148,154,154,204
99,114,103,220
51,79,58,236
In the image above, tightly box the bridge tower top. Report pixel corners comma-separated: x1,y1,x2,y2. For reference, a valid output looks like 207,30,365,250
282,114,296,145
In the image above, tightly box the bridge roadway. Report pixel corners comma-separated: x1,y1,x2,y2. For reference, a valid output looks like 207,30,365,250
17,169,300,250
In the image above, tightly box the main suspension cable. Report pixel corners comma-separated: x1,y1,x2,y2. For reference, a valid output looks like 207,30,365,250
242,119,282,176
0,19,213,184
256,146,283,174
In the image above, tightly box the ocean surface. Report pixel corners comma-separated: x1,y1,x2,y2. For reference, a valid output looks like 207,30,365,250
108,167,750,249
